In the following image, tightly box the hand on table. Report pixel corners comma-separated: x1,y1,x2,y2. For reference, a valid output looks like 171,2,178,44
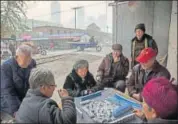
132,93,141,101
133,109,144,117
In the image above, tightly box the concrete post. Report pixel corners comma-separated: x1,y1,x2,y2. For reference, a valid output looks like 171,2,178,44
167,1,177,80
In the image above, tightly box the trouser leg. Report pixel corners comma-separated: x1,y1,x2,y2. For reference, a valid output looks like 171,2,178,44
114,80,126,93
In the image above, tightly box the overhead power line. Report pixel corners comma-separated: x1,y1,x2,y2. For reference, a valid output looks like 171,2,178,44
30,1,106,18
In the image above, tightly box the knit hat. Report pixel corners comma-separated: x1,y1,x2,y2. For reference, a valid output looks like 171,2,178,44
112,44,122,51
136,48,157,63
142,77,178,119
135,23,145,32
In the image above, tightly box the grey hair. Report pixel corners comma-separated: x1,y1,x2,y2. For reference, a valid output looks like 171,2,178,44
29,67,55,89
73,59,89,71
16,44,32,56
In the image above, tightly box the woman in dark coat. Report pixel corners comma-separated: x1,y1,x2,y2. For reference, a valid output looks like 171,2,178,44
63,59,97,97
133,77,178,123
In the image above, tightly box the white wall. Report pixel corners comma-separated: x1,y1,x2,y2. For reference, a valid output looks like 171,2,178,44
167,1,177,80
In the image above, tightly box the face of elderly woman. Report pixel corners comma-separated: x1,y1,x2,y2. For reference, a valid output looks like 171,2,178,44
76,67,88,78
142,99,157,120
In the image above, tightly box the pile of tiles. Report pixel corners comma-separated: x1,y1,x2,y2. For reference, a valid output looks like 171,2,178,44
81,99,120,123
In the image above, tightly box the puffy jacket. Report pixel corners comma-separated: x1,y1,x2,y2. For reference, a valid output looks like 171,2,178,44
63,70,97,97
1,57,36,115
15,89,76,124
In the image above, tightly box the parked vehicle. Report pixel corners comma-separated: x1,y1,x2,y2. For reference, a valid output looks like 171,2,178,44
70,41,102,52
1,38,14,60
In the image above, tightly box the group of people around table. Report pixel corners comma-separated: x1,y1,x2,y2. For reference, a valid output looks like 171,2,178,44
1,23,178,123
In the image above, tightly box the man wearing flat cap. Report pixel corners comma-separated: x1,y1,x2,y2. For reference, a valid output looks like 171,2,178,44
96,44,129,93
127,47,170,102
131,23,158,68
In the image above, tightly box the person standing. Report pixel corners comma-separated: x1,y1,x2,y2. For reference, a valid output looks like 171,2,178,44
131,23,158,68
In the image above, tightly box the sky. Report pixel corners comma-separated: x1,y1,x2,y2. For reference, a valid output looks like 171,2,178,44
25,1,113,32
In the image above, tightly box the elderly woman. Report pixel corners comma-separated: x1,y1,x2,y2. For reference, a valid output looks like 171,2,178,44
63,59,97,97
133,77,178,123
15,67,76,124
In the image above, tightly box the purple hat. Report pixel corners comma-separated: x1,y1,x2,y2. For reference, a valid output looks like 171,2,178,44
142,77,178,118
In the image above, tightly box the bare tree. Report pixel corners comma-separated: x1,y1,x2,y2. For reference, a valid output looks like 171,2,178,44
1,1,28,37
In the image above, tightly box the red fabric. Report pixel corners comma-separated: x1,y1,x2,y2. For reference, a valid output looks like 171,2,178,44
142,77,178,118
136,47,156,63
50,42,54,48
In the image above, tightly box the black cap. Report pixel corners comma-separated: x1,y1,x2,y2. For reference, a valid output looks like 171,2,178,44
135,23,145,32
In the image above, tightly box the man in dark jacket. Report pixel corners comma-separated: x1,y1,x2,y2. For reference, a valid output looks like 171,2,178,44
1,44,36,117
15,67,76,124
133,77,178,123
131,23,158,68
96,44,129,93
63,60,97,97
127,48,170,101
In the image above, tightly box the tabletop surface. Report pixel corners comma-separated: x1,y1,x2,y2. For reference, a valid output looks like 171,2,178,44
75,88,143,123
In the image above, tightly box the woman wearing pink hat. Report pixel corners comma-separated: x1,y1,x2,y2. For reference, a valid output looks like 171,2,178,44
133,77,178,123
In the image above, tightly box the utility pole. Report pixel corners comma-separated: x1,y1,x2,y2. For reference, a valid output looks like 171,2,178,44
106,1,108,33
72,6,83,29
32,19,34,30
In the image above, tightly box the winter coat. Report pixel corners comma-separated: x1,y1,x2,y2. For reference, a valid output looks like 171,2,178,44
15,89,76,124
1,57,36,115
127,61,170,100
97,53,129,82
131,33,158,68
63,70,97,97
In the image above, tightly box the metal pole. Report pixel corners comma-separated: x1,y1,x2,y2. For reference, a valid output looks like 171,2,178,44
106,1,108,33
75,9,76,29
116,1,118,44
72,6,83,29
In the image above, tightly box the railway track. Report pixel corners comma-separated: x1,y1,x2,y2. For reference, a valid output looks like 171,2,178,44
36,53,76,65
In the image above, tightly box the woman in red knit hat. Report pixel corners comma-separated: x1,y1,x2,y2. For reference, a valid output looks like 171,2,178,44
133,77,178,123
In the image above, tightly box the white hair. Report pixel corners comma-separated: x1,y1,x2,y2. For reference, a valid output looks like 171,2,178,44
73,59,89,71
16,44,32,56
29,67,55,89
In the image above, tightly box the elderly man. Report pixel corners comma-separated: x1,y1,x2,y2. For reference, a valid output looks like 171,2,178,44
15,67,76,124
63,59,97,97
96,44,129,93
133,77,178,123
1,44,36,117
131,23,158,68
127,47,170,102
